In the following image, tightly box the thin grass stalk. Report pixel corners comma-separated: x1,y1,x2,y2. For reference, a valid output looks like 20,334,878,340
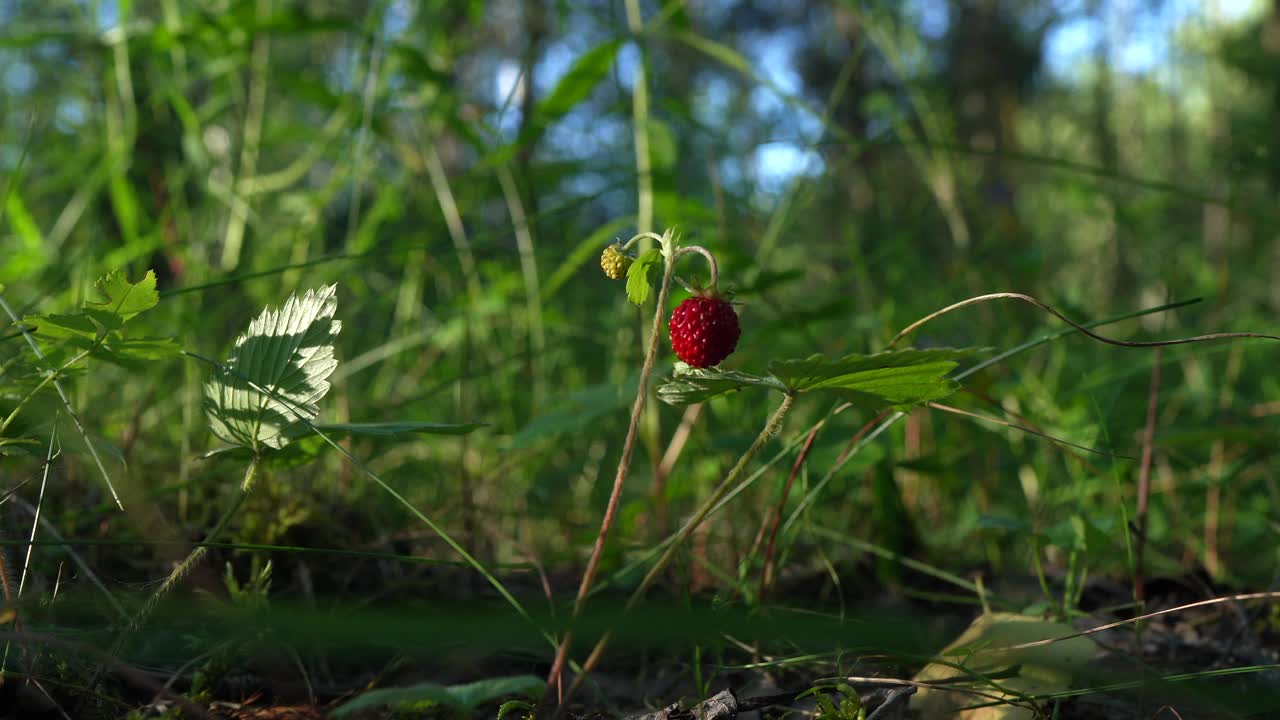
558,393,796,710
625,0,666,569
1204,345,1242,577
625,0,652,236
781,299,1210,551
0,349,90,435
116,458,261,642
342,14,385,252
219,0,272,270
1,423,58,674
497,164,546,411
10,498,127,622
757,422,821,601
653,403,704,535
1134,348,1162,612
759,407,892,601
888,292,1279,350
0,295,122,509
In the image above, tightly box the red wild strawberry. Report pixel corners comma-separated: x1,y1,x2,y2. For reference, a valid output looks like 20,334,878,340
669,296,740,368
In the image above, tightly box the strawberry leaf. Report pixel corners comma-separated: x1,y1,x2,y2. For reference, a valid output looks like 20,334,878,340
768,348,975,408
24,270,162,341
24,312,99,340
204,285,342,452
656,362,787,405
89,269,159,324
96,337,184,366
626,248,663,306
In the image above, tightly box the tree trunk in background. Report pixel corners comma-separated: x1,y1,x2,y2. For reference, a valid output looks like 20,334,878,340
517,0,547,222
944,0,1045,283
1091,0,1134,305
1268,0,1280,312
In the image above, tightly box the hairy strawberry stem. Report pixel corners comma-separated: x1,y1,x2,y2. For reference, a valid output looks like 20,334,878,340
619,233,720,293
556,392,796,711
674,245,719,293
546,231,725,701
545,229,676,697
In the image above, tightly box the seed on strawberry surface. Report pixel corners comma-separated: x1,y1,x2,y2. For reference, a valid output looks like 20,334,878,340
669,296,740,368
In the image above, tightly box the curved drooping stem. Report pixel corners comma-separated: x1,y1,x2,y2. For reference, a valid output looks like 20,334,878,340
544,230,679,698
619,234,720,294
888,292,1280,350
619,231,665,252
673,245,719,293
556,393,796,712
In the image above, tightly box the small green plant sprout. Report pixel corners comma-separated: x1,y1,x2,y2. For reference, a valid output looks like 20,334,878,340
4,269,179,506
330,675,543,718
204,284,342,453
798,683,865,720
223,560,272,612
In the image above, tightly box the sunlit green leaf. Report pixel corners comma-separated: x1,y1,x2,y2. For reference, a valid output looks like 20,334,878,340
23,271,168,354
204,284,342,451
91,269,159,322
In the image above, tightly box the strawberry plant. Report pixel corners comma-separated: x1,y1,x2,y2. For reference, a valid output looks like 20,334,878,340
1,270,178,502
544,228,1280,708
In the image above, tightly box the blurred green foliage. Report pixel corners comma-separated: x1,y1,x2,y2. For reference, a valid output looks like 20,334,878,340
2,0,1280,704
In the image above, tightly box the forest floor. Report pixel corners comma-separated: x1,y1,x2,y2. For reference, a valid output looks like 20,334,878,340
20,562,1274,720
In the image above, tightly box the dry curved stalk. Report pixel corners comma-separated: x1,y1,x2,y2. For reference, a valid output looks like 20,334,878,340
992,591,1280,655
888,292,1280,350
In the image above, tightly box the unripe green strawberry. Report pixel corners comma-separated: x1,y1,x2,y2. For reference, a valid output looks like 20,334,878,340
669,296,740,368
600,244,632,280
